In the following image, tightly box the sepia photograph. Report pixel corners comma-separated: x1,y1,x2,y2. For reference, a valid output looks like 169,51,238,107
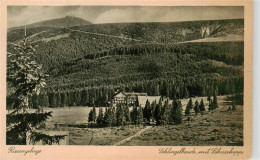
6,5,245,147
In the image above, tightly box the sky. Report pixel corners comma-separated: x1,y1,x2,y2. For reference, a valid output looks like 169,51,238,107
7,6,244,28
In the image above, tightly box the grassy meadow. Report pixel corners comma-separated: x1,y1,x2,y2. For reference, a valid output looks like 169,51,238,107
39,95,243,146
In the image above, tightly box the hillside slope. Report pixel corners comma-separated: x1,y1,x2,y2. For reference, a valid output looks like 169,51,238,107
7,19,244,107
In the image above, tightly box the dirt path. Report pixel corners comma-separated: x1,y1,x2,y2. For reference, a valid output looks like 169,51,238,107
66,28,142,42
113,126,152,146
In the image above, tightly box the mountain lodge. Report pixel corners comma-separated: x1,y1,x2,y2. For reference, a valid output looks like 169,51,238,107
112,91,161,107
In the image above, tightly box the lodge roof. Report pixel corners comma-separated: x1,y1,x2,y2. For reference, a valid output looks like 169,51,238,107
123,92,148,96
114,91,148,97
137,96,161,106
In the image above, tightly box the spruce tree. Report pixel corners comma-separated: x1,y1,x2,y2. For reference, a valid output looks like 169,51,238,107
88,110,94,122
194,100,199,115
130,106,143,125
97,107,104,126
92,106,96,122
183,87,189,99
7,38,65,145
124,106,131,124
207,94,212,105
175,100,183,125
41,93,49,108
160,100,170,125
66,92,71,106
130,106,138,125
111,106,117,126
137,107,143,125
143,100,152,124
81,89,88,106
103,107,114,127
56,92,61,107
49,92,57,108
170,97,178,124
116,104,126,126
60,92,67,107
88,106,96,123
185,98,193,116
150,101,156,121
213,95,218,109
75,91,82,106
154,99,162,125
208,103,214,112
199,99,206,115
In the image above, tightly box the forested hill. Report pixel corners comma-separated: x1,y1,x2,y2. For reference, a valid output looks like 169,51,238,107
7,18,244,108
7,18,244,70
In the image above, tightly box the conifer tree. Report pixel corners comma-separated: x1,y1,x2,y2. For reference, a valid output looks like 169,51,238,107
124,106,131,124
130,106,138,125
207,94,212,105
160,100,170,125
199,99,206,115
194,100,199,115
175,100,183,125
170,97,178,124
49,92,57,108
213,95,218,109
7,38,65,145
208,102,213,112
92,106,96,122
75,91,82,106
137,106,143,125
97,107,104,126
143,100,152,124
103,107,114,127
88,110,94,122
88,106,96,122
131,106,143,125
60,92,67,107
41,93,49,108
183,87,189,99
56,92,61,107
150,101,156,121
66,92,71,106
111,106,117,126
154,99,162,125
81,89,88,106
116,104,126,126
185,98,193,116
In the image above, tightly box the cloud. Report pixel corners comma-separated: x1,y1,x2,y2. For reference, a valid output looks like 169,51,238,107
7,6,244,28
94,8,139,24
94,6,244,24
8,6,65,28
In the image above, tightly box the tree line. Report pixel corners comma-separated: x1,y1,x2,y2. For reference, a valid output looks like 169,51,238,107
8,75,241,109
6,75,242,109
87,95,219,127
68,41,243,66
88,98,184,127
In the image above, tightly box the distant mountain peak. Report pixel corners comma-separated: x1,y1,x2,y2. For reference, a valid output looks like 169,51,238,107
10,16,92,30
65,15,76,18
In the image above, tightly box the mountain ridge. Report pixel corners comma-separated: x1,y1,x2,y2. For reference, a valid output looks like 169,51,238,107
9,16,92,30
